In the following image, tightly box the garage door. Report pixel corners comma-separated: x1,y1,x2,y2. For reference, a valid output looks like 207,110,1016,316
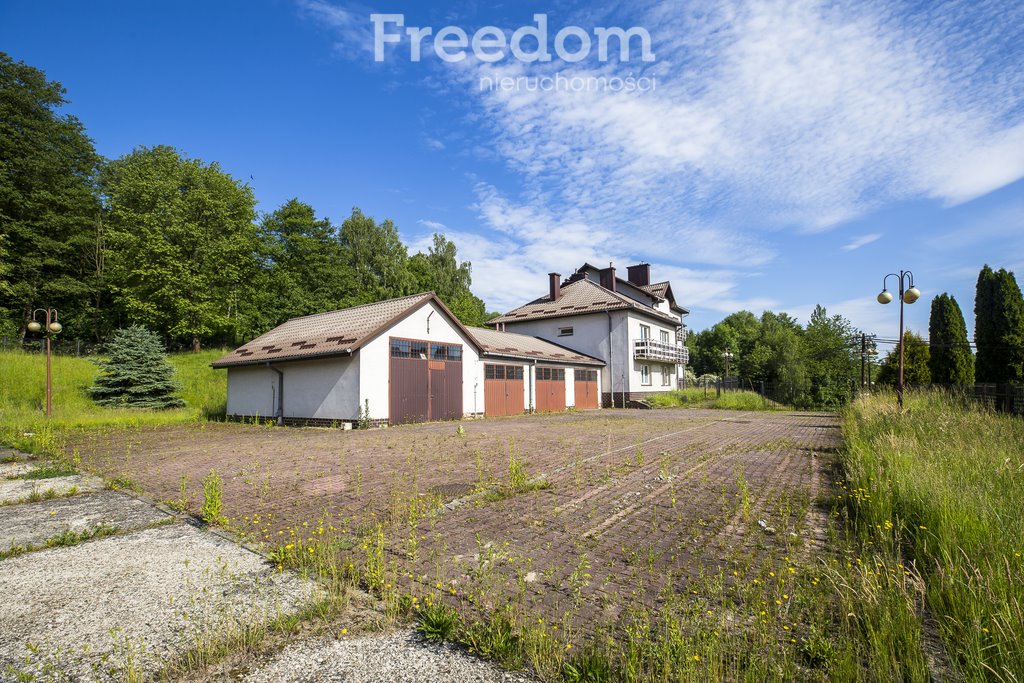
535,367,566,413
484,364,525,417
389,338,463,424
574,368,599,410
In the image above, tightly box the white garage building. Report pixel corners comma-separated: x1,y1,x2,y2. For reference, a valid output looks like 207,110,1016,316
213,292,603,426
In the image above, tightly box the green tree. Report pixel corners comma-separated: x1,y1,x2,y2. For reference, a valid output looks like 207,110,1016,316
409,233,486,326
975,265,1024,382
338,208,412,306
803,305,858,405
0,52,103,339
99,145,259,349
89,325,185,409
928,293,974,384
877,331,931,385
253,199,348,329
746,311,807,404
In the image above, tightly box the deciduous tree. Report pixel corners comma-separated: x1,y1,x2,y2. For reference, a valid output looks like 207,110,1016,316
877,331,930,385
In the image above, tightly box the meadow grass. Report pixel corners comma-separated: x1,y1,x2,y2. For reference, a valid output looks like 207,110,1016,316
840,390,1024,680
0,348,227,453
648,387,781,411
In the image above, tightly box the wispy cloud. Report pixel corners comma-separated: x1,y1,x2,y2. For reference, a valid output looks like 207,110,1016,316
842,233,881,252
417,219,447,231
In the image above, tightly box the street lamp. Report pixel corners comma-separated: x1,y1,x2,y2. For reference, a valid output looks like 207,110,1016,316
877,271,920,410
721,350,734,381
26,308,63,417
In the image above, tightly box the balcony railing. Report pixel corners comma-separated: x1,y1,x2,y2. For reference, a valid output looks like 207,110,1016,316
634,338,689,363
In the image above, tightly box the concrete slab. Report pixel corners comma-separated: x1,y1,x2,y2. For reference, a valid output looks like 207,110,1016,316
0,491,172,550
0,462,34,478
0,474,101,505
0,523,316,680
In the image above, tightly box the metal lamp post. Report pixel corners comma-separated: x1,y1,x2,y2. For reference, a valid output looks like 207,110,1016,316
877,272,920,410
27,308,63,417
721,350,734,380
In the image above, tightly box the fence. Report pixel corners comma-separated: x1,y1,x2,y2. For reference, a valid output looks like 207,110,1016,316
1,337,102,356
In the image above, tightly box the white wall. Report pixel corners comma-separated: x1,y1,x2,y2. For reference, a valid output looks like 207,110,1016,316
226,354,360,420
359,300,483,420
625,312,683,394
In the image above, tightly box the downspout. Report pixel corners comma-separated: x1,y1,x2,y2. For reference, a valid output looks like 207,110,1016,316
267,363,284,426
605,311,615,408
426,310,434,334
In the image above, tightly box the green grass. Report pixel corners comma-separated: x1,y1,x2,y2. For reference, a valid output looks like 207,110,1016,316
0,348,227,454
8,463,78,480
839,390,1024,680
647,387,782,410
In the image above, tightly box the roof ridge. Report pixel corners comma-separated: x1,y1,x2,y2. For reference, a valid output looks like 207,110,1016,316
283,291,433,322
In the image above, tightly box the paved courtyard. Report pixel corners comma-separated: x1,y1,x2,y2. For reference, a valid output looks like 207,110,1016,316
70,409,841,637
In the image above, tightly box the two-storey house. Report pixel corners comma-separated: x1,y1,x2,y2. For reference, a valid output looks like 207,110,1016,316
488,263,689,406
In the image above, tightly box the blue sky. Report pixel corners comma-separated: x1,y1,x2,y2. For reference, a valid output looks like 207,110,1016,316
3,0,1022,344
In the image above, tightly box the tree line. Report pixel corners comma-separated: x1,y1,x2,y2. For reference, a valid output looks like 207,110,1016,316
0,53,493,350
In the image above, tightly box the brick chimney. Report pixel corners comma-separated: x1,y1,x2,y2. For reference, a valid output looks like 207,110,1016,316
599,264,617,292
626,263,651,286
549,273,561,301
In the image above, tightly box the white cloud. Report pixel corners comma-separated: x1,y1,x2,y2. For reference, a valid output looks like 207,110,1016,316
417,219,448,231
842,233,881,252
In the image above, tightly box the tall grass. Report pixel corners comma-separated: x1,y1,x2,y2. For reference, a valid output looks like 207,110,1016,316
0,349,227,451
647,388,781,410
841,390,1024,680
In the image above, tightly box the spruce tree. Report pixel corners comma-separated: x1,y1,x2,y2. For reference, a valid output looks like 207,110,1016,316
90,326,185,409
928,293,974,384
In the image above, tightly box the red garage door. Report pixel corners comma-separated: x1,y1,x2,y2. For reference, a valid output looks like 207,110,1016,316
484,364,525,416
389,338,462,424
574,369,599,410
535,367,566,413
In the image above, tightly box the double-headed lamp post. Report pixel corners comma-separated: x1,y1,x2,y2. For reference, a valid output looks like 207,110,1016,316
27,308,63,417
876,272,920,410
721,350,734,380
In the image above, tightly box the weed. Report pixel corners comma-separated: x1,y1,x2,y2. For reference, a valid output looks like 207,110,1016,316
416,603,461,641
201,470,224,525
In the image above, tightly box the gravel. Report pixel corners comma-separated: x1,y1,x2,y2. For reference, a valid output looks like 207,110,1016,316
0,490,172,550
0,523,315,680
243,631,539,683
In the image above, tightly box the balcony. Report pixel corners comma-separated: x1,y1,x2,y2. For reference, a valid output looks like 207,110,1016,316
634,338,689,363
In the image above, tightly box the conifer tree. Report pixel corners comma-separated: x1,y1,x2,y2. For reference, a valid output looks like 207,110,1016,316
928,293,974,384
90,326,185,408
975,265,1024,382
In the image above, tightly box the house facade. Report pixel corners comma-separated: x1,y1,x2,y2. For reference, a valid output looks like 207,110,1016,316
213,292,603,426
488,263,689,406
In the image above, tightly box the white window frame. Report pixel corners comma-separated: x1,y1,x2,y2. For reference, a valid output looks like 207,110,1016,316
661,365,672,386
641,364,651,386
640,324,651,339
660,329,670,344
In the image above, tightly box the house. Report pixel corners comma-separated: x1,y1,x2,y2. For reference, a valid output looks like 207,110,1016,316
487,263,689,406
212,292,604,426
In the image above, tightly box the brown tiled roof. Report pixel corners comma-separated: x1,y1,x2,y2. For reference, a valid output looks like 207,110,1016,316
469,327,604,366
212,292,477,368
640,281,689,315
488,278,681,326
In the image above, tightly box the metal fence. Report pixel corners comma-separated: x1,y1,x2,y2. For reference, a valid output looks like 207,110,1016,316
1,337,102,356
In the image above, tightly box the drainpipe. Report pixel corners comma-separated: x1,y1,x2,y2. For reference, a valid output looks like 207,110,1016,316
426,310,434,334
605,311,615,408
267,363,284,426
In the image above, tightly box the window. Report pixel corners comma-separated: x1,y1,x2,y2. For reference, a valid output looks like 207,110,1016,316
661,366,672,386
537,367,565,381
558,326,574,337
641,364,651,386
390,339,428,359
430,343,462,362
488,364,524,380
660,330,670,344
576,369,597,382
640,324,651,339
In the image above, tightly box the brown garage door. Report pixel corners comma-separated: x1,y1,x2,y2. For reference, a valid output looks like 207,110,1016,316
535,367,566,413
389,338,463,424
574,368,599,410
484,364,525,416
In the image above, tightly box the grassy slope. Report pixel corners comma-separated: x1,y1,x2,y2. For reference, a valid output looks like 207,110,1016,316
841,391,1024,680
0,349,227,450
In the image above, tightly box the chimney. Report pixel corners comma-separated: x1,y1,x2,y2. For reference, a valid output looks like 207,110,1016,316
626,263,651,286
549,273,561,301
599,264,617,292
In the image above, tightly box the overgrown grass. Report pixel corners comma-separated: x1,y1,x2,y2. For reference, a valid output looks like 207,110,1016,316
648,388,783,411
840,390,1024,680
0,349,227,454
